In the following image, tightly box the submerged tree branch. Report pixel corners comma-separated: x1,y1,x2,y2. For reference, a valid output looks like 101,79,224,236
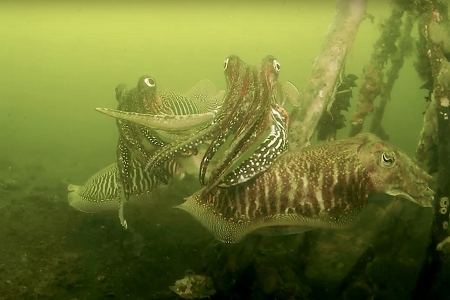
349,7,405,138
289,0,367,149
370,11,415,140
412,0,450,298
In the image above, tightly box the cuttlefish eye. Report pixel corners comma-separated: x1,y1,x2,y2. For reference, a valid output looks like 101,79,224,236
380,151,395,168
273,59,281,73
144,77,156,87
223,57,230,70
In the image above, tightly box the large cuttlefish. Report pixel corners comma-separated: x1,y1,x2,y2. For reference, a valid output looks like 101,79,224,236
177,133,434,243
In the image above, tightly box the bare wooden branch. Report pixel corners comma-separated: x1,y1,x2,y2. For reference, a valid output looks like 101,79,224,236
288,0,366,149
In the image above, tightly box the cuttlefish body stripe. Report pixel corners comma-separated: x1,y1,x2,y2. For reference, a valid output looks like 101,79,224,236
161,79,224,114
176,133,434,243
68,159,180,214
95,108,216,131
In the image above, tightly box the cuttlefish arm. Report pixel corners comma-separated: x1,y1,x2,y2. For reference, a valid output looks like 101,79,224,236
219,107,289,187
95,107,216,131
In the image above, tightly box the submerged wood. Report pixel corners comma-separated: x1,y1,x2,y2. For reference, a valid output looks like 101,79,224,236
412,0,450,298
370,12,415,140
349,7,405,137
289,0,366,149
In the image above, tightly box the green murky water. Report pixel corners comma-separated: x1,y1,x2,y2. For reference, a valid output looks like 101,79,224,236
0,1,442,299
1,0,425,178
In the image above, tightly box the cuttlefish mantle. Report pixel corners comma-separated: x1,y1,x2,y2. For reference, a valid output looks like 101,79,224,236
95,107,216,131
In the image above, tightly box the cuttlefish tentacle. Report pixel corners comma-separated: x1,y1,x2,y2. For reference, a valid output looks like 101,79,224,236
219,106,289,187
96,108,216,131
193,56,262,178
144,55,288,193
143,56,255,175
199,56,286,193
111,75,222,176
177,133,434,243
217,80,293,187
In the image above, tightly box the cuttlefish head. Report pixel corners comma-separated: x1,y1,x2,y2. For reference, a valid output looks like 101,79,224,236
356,133,434,208
135,75,166,112
223,55,247,88
222,55,281,102
258,55,281,97
221,55,254,111
113,75,159,113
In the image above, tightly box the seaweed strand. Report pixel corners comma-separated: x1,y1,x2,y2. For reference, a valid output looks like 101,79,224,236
370,12,416,140
349,8,405,137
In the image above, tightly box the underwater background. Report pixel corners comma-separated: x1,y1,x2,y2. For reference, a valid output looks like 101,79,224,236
0,0,440,299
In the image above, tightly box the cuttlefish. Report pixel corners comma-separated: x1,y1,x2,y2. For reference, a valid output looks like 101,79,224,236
177,133,434,243
97,79,223,133
113,77,222,177
87,78,223,227
67,159,181,213
127,56,290,194
108,76,223,195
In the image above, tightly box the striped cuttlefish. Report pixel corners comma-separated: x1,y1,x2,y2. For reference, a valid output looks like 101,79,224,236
69,78,224,227
177,133,434,243
99,76,224,199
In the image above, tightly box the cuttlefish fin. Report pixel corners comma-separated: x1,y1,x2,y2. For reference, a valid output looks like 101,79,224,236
185,79,217,100
175,191,249,243
279,81,300,107
185,79,225,112
95,108,216,131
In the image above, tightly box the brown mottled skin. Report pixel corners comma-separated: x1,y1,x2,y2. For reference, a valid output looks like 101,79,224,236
178,133,434,243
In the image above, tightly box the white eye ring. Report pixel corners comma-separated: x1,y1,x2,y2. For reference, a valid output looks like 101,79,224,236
273,60,281,73
144,77,155,87
223,57,230,70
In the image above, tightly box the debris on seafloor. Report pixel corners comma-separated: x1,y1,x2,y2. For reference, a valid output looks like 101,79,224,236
169,270,216,299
